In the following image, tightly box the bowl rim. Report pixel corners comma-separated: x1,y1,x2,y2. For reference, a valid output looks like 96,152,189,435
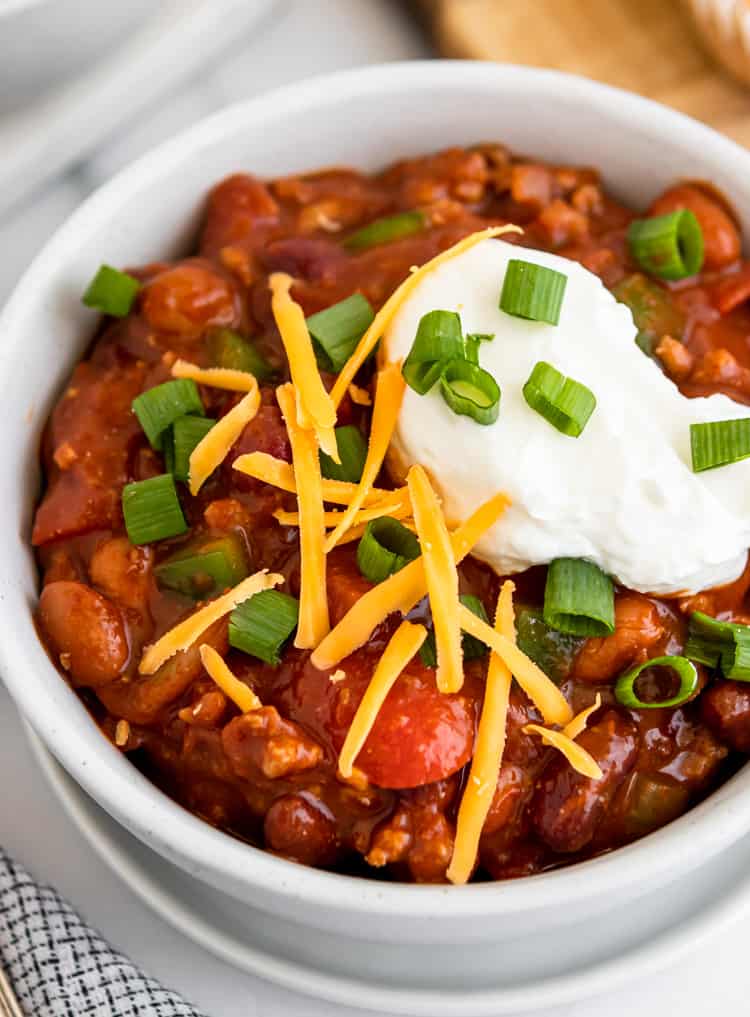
5,58,750,918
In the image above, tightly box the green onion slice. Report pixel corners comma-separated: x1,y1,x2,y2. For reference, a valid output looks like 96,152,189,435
207,327,275,382
627,209,704,282
515,606,582,684
155,534,248,599
320,425,368,484
465,332,495,364
420,594,490,667
307,293,375,373
499,260,567,325
402,310,465,395
229,589,300,665
344,210,426,252
83,264,140,318
690,418,750,473
440,359,501,426
543,558,615,637
171,416,216,483
356,517,421,584
523,361,596,438
122,474,188,546
614,655,699,709
684,611,750,681
132,379,204,451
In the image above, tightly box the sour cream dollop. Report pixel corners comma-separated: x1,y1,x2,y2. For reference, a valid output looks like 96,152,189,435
382,238,750,596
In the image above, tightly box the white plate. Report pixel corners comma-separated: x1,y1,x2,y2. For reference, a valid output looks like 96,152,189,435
0,0,275,217
24,721,750,1016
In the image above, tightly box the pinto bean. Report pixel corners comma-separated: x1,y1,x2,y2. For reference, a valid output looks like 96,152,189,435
90,537,152,611
648,184,740,270
201,174,279,254
38,581,128,687
141,261,238,337
573,594,663,683
530,709,638,853
264,792,339,866
701,680,750,752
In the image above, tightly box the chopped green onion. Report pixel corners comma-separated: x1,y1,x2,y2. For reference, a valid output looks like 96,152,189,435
207,327,275,382
402,310,465,395
344,210,426,252
122,474,188,545
612,273,686,357
614,655,699,709
440,359,501,426
690,418,750,473
356,517,421,584
420,594,490,667
132,379,204,451
171,416,216,483
320,426,367,484
627,209,704,281
499,260,567,325
543,558,615,637
229,589,299,665
465,333,494,364
515,606,583,684
307,293,375,373
82,264,140,318
523,361,596,438
155,534,248,599
684,611,750,681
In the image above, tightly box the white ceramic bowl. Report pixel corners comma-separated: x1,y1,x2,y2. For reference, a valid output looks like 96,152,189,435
0,0,152,114
4,60,750,999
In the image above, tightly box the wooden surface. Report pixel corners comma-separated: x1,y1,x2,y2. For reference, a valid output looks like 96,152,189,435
422,0,750,147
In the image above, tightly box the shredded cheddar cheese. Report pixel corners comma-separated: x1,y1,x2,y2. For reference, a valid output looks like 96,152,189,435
189,384,260,496
276,383,330,648
139,570,282,675
324,363,405,551
457,604,573,726
269,272,338,460
329,224,523,407
564,693,602,740
311,492,509,670
348,383,371,406
172,359,259,392
273,496,411,529
337,620,427,778
200,644,262,712
232,451,404,508
523,725,603,780
407,465,462,694
448,580,515,885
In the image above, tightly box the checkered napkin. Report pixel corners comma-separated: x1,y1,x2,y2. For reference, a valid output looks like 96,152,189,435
0,847,204,1016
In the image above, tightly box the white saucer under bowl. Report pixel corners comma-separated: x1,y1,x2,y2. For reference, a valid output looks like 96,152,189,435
25,722,750,1016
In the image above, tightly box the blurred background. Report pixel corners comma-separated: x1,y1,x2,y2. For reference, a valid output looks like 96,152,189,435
2,0,750,302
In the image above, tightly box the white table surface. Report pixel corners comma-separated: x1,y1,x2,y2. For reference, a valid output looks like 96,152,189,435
2,2,749,1014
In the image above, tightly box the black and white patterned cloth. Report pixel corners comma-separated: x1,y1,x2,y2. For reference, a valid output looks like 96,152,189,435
0,848,204,1016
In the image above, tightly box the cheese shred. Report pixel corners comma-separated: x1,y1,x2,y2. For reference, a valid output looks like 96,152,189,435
274,496,411,529
457,605,573,726
269,272,339,460
523,725,603,780
329,224,523,408
311,493,510,670
276,383,330,648
139,570,282,675
337,620,427,778
324,363,405,551
200,644,262,712
407,465,463,694
172,359,259,392
189,384,260,496
447,580,515,885
564,693,602,740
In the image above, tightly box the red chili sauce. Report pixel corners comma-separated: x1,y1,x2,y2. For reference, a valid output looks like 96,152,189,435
32,145,750,882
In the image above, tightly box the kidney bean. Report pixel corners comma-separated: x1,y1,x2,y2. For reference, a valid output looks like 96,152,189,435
200,174,280,255
573,594,664,683
530,709,638,853
90,537,153,612
264,792,339,866
141,261,238,337
648,184,740,270
701,680,750,752
39,581,128,687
